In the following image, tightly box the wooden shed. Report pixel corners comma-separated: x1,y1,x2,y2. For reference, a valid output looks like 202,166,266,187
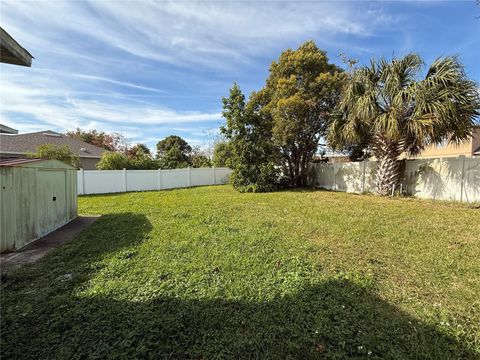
1,158,77,252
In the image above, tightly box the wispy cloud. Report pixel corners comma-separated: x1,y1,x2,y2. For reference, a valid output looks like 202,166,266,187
1,0,476,151
1,0,399,149
72,74,165,93
0,76,221,142
1,1,397,69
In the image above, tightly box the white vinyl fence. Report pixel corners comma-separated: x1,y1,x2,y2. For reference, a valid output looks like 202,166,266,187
310,157,480,202
77,167,232,195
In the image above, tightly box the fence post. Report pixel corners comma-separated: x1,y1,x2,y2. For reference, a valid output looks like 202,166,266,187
212,166,216,185
157,168,162,190
333,162,337,191
362,160,366,193
459,155,466,202
79,168,84,195
123,168,127,192
187,167,191,187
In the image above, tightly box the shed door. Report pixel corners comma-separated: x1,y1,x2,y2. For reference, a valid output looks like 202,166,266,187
37,170,67,235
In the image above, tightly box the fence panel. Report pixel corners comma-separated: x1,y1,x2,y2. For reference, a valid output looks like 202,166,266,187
463,158,480,202
335,162,363,193
78,167,232,195
81,170,124,194
191,168,213,187
310,161,377,193
404,158,463,201
126,170,158,192
311,163,335,190
310,157,479,202
214,168,233,185
161,169,188,189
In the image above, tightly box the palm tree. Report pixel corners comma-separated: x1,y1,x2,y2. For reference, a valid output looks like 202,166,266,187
329,54,479,195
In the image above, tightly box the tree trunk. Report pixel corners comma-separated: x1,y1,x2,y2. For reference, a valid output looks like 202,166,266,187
374,137,400,196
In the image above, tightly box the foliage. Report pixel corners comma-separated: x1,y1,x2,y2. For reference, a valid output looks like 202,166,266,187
189,146,212,168
212,141,235,167
27,144,80,168
66,128,127,152
156,135,193,169
2,186,479,359
343,142,371,162
262,41,345,186
158,147,190,169
126,143,151,159
128,155,159,170
96,151,129,170
221,83,277,192
329,54,480,195
124,144,159,170
230,162,280,192
221,42,344,190
156,135,192,158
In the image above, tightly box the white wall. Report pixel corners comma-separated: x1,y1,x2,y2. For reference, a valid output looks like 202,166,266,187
77,167,232,195
310,157,480,202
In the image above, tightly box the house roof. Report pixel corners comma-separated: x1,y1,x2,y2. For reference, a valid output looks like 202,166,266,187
0,130,106,158
0,27,33,67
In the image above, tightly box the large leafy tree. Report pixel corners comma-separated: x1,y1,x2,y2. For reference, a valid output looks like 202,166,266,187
126,144,159,170
212,141,235,167
260,41,344,186
66,128,127,152
156,135,192,158
329,54,480,195
156,135,192,169
126,143,151,159
158,147,190,169
221,83,278,192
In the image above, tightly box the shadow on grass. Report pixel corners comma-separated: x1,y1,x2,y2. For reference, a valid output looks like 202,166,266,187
1,213,477,359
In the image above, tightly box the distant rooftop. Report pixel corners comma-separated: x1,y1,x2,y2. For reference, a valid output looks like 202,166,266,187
0,130,106,158
0,27,33,67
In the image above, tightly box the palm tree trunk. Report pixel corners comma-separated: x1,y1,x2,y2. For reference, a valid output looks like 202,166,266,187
374,137,400,196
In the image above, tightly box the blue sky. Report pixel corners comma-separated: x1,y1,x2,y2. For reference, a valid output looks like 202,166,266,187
1,1,479,152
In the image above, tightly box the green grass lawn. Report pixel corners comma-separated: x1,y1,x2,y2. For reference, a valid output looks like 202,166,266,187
1,186,479,359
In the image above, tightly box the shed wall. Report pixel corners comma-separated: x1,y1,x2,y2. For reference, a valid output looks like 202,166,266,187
0,161,77,252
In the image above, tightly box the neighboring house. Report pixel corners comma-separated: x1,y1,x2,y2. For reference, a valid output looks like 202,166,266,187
411,127,480,159
0,128,106,169
315,147,351,163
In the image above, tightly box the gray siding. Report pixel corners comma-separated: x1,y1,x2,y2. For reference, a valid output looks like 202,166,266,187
79,157,100,170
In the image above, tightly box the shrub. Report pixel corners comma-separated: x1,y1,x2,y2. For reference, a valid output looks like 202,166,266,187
27,144,81,168
96,152,129,170
128,155,159,170
231,162,280,193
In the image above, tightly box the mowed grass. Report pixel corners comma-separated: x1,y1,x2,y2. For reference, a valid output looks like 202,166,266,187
1,186,479,359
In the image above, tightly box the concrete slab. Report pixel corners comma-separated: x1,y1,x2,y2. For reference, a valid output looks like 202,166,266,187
0,216,100,273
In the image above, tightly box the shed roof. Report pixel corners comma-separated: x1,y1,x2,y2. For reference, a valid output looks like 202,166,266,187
0,27,33,67
0,158,43,167
0,130,106,158
0,157,75,169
